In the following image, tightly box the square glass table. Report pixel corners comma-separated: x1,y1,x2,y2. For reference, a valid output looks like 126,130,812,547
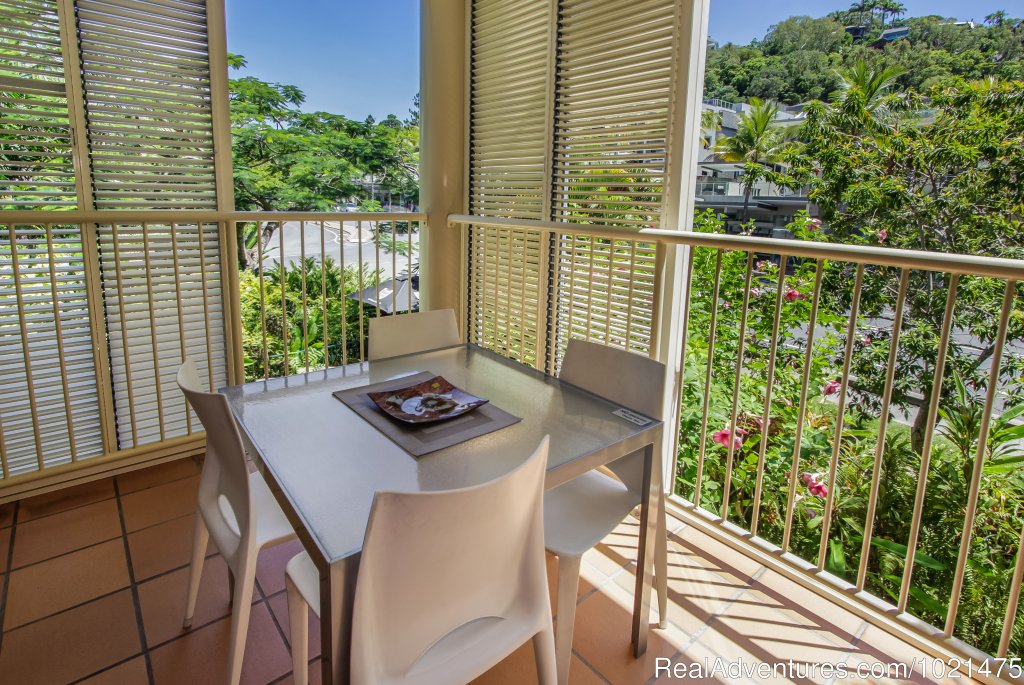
223,344,664,685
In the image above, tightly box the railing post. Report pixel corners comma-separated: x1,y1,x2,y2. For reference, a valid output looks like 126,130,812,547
656,0,711,494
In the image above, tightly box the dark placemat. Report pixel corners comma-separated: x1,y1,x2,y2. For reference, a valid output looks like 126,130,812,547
333,371,522,456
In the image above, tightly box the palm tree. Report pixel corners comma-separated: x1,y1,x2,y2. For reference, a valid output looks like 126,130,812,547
834,60,905,113
849,0,869,25
714,98,789,221
879,0,906,27
700,108,721,147
985,11,1007,26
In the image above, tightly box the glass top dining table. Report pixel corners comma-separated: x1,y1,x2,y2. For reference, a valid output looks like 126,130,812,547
223,343,664,685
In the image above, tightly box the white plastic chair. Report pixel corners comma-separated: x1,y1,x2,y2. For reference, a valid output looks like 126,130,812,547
546,339,669,685
367,308,460,360
177,360,297,685
285,437,556,685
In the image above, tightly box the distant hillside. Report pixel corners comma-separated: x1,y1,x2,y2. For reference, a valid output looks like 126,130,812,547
704,6,1024,105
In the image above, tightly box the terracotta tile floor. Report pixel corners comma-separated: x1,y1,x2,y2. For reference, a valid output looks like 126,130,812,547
0,458,968,685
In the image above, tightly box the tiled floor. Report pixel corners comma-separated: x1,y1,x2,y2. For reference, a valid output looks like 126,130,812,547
0,458,966,685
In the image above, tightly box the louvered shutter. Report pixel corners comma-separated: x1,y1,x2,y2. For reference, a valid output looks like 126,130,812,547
0,0,228,482
551,0,674,227
0,222,105,477
98,221,225,449
77,0,218,209
547,0,673,364
467,0,675,371
466,0,552,367
0,0,77,209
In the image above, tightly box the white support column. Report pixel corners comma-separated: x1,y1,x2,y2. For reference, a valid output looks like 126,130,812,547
419,0,468,318
656,0,711,492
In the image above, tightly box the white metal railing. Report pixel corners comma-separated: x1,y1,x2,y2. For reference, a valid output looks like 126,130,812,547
231,211,424,380
0,210,422,496
453,213,1024,669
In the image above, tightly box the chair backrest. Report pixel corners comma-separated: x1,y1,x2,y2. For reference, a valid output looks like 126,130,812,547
176,360,253,562
559,339,666,493
351,437,550,684
367,308,460,361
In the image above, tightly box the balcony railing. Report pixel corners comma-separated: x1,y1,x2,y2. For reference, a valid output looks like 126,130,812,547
451,213,1024,672
0,210,422,495
230,211,424,380
4,206,1024,672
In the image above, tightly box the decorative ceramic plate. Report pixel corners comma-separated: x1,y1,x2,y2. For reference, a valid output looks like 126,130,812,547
367,376,488,424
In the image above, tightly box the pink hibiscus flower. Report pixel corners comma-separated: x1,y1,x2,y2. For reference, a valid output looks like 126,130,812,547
878,229,888,243
823,379,842,396
784,288,804,302
801,472,828,498
712,427,748,451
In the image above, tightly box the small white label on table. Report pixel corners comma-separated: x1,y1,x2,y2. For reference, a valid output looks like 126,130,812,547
612,408,652,426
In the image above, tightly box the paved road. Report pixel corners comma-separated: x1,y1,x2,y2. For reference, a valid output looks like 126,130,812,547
261,220,419,280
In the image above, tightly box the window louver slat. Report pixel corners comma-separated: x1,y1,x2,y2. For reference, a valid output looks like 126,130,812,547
78,0,218,210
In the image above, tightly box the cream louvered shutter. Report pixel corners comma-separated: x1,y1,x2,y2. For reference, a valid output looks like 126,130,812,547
97,220,225,449
0,0,77,209
0,1,106,478
0,222,105,477
548,0,673,364
0,0,227,482
551,0,674,228
466,0,552,367
467,0,676,372
76,0,218,209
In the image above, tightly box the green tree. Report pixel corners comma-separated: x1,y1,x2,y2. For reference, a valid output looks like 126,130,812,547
786,78,1024,456
700,108,721,147
706,7,1024,105
714,98,791,220
228,54,419,268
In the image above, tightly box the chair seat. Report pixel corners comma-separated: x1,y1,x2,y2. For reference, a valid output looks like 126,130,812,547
218,472,296,548
543,470,641,558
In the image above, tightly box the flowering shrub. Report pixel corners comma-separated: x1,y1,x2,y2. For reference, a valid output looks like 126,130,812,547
675,210,1024,656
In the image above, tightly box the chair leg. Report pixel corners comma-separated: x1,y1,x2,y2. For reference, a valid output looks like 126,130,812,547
182,514,210,629
226,562,256,685
286,574,309,685
656,491,669,629
533,626,558,685
554,554,581,685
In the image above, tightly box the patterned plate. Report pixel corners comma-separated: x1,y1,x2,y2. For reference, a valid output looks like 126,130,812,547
366,376,489,424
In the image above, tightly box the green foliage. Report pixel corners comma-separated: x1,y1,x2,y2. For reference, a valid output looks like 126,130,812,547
714,98,795,219
680,71,1024,654
239,257,381,380
784,78,1024,455
705,6,1023,105
228,53,419,214
677,210,1024,656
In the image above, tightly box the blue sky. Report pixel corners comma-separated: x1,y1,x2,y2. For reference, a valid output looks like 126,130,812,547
225,0,1019,119
708,0,1018,45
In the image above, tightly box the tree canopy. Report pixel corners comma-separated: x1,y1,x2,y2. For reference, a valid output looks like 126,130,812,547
705,5,1023,105
229,54,419,212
